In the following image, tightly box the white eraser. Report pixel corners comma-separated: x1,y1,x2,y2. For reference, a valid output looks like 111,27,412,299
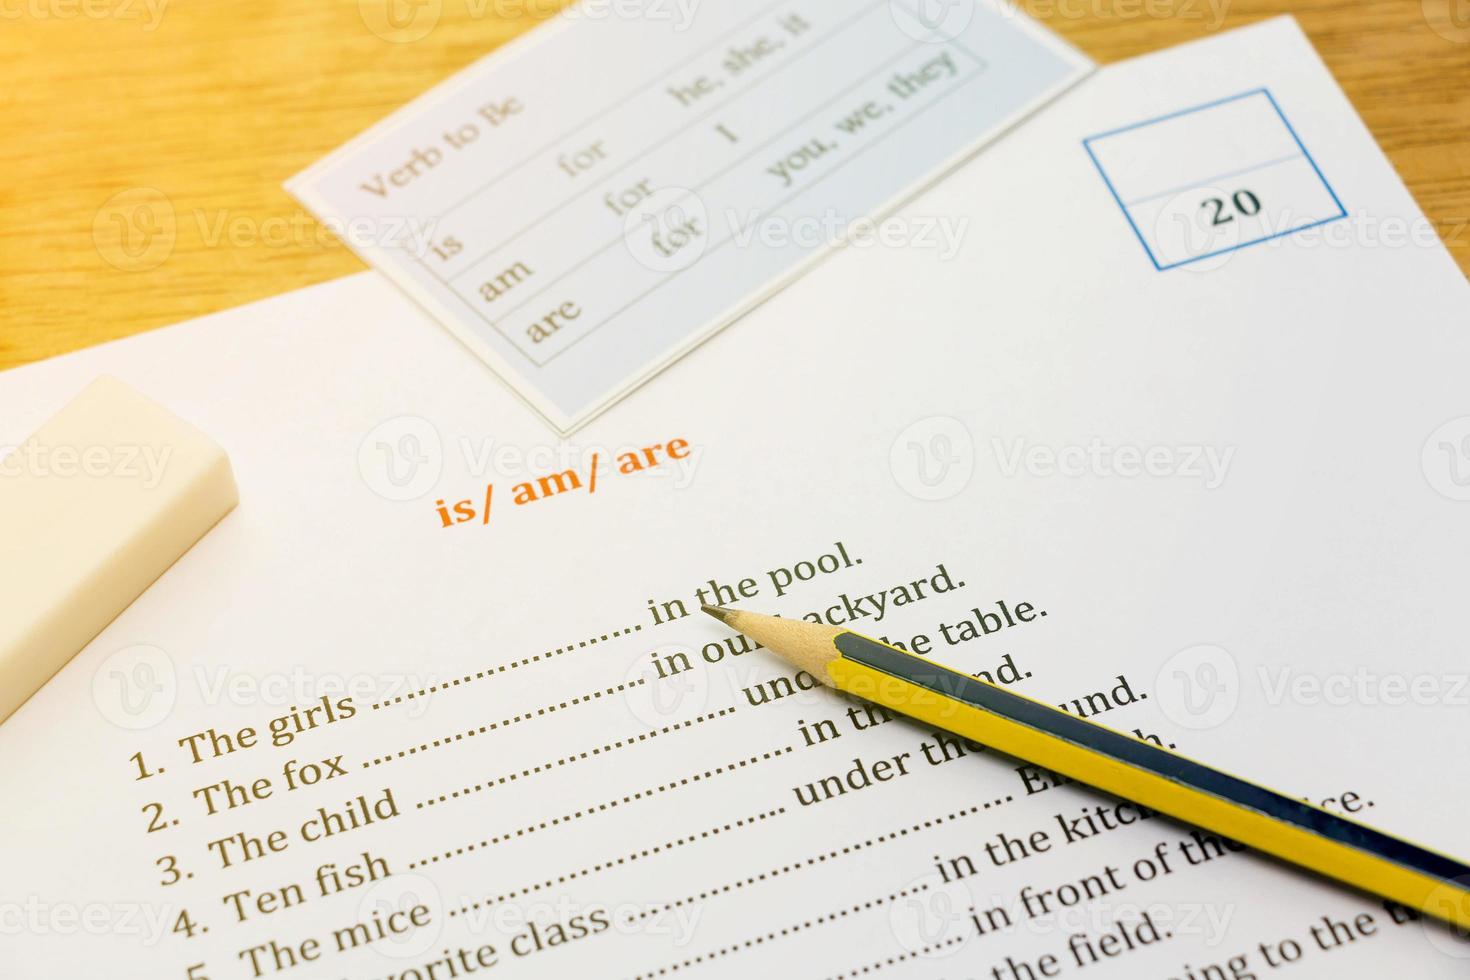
0,376,238,723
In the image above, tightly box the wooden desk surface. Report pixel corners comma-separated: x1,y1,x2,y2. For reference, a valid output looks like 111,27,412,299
2,0,1467,372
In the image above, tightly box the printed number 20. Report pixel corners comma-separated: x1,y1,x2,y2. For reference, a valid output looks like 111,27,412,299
1202,190,1261,225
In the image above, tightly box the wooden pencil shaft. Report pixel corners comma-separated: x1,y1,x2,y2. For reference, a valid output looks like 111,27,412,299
835,632,1470,889
699,605,1470,930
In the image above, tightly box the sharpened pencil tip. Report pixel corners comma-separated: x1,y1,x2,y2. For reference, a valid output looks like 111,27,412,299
701,604,736,624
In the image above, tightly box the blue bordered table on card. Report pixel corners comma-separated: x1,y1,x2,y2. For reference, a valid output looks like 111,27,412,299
1083,88,1347,270
288,0,1092,433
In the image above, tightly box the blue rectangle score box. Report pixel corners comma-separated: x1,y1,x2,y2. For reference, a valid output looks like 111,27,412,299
1083,88,1347,270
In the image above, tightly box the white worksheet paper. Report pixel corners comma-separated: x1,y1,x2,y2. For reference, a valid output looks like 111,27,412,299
6,18,1470,980
288,0,1091,433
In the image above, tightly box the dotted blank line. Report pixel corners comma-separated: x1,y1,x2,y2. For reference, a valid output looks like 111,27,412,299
826,934,969,979
632,795,1011,923
416,706,739,809
412,746,796,874
629,882,933,979
445,806,787,916
369,623,643,710
361,678,647,769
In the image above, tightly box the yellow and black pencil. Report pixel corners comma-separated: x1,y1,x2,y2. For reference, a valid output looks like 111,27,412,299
701,604,1470,929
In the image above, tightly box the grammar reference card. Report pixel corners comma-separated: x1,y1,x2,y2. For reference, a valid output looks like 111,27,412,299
288,0,1091,432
